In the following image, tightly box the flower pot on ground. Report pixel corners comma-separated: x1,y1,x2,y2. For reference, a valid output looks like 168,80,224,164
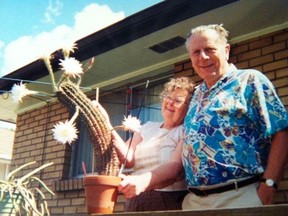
83,175,121,214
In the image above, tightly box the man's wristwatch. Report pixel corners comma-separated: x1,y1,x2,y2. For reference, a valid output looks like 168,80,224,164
261,178,278,189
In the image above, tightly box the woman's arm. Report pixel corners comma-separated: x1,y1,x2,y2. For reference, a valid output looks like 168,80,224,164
112,130,142,167
118,140,184,198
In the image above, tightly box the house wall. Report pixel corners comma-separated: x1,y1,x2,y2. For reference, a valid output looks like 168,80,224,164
11,28,288,215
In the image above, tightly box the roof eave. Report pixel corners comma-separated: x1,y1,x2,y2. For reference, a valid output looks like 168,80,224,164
0,0,237,91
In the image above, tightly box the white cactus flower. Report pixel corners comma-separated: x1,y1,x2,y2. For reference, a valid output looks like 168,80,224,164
121,115,141,133
52,120,78,145
10,82,38,103
59,57,83,78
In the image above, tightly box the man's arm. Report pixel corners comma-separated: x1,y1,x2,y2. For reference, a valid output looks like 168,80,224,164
258,127,288,204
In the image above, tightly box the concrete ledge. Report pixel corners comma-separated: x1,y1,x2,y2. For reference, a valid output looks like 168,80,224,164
93,204,288,216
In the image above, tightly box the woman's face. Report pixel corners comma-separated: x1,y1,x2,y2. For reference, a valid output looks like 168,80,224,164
161,88,191,129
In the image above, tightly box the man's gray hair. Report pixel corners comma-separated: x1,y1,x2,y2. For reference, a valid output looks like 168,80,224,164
185,24,229,50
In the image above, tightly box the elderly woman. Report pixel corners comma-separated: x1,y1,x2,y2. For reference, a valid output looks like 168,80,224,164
101,77,195,211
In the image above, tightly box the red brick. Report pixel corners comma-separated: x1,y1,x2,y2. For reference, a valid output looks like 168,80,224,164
278,87,288,97
275,49,288,60
274,30,288,42
250,54,273,67
272,77,288,88
249,37,272,50
276,67,288,78
175,69,193,78
174,64,183,72
238,49,261,61
183,61,192,70
264,71,276,80
263,59,288,72
262,42,286,55
230,44,249,55
235,61,249,69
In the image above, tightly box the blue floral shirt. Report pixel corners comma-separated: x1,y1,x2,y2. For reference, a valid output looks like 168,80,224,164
183,64,288,186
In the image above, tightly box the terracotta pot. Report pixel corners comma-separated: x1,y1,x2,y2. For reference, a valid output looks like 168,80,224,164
83,175,121,214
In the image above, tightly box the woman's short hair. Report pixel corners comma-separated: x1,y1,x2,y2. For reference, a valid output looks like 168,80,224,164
160,76,195,100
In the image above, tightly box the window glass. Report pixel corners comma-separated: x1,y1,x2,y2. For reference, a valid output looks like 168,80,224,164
130,83,163,124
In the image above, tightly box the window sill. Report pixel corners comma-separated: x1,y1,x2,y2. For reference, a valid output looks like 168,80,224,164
53,178,84,192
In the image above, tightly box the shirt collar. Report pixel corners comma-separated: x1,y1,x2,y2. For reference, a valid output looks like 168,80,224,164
199,64,237,92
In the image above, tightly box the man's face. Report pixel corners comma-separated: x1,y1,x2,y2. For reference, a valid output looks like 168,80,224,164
188,29,230,88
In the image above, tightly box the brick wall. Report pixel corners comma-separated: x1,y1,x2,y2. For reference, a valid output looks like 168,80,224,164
11,28,288,215
12,99,126,214
174,28,288,204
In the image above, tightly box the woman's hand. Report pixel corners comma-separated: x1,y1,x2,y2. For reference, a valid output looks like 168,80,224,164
118,173,151,199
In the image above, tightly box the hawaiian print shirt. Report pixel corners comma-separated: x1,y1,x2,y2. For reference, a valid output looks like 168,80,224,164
183,64,288,187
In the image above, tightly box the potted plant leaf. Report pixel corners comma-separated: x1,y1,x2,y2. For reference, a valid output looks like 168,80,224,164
0,161,54,216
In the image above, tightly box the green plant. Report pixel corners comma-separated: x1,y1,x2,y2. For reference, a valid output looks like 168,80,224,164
0,161,54,216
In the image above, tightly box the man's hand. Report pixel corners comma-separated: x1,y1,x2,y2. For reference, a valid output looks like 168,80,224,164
257,183,277,205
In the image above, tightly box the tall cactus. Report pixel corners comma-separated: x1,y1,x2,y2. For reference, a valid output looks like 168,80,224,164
29,46,121,176
10,45,121,175
56,81,120,176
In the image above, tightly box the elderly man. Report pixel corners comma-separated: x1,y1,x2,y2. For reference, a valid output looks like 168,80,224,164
182,24,288,209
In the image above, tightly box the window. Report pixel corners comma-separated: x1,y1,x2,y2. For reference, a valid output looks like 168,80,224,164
70,77,170,177
130,81,164,123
